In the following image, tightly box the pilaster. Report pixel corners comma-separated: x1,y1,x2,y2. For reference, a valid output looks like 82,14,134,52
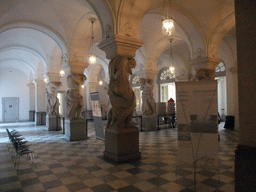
27,83,35,121
34,79,46,125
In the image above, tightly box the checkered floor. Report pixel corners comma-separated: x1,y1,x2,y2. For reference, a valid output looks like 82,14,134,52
0,122,238,192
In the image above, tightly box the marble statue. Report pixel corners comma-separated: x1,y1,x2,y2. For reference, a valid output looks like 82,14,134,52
106,56,137,130
66,74,86,120
46,82,61,116
140,78,155,116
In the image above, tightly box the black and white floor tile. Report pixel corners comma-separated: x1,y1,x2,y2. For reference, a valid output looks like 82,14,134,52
0,122,238,192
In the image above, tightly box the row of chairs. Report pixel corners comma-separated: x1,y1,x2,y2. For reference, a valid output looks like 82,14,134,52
6,128,36,170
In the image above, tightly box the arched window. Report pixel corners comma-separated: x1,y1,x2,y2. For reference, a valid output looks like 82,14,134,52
158,67,176,102
130,75,142,112
215,62,226,77
215,62,227,119
131,75,140,85
159,68,175,81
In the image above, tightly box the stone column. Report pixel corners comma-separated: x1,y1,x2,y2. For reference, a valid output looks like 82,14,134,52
137,70,158,131
64,60,88,141
99,34,143,162
189,56,222,80
86,81,98,110
27,83,35,121
34,79,46,125
235,0,256,191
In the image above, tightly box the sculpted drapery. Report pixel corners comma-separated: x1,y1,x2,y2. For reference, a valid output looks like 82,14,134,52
46,82,61,116
107,56,137,131
66,74,86,120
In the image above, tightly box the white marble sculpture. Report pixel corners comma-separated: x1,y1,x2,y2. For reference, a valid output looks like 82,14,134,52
46,82,62,116
106,56,137,131
140,78,155,116
66,74,86,120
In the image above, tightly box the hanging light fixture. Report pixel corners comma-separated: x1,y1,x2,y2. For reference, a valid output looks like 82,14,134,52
162,0,175,36
88,18,97,65
60,69,65,77
169,39,175,76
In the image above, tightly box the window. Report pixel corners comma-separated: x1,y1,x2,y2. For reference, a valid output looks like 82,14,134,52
131,75,140,85
160,83,176,103
215,62,225,73
160,69,175,80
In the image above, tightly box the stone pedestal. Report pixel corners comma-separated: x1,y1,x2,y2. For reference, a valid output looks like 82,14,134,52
35,112,46,125
46,115,61,131
142,115,157,131
104,128,141,162
65,118,86,141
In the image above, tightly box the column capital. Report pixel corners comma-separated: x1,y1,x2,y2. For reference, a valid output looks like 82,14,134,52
27,82,35,88
189,56,222,71
68,60,89,75
136,69,158,80
34,79,46,85
189,56,222,80
98,34,144,59
47,72,61,82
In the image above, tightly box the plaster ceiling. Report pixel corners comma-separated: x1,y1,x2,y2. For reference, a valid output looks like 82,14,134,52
0,0,236,81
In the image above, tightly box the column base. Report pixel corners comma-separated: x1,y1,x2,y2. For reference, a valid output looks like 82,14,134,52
235,145,256,192
104,128,141,163
29,110,35,122
65,118,86,141
46,115,61,131
35,112,46,125
142,115,157,131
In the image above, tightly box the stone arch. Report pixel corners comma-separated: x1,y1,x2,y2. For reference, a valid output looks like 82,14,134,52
86,0,115,39
48,45,63,74
117,0,205,56
0,58,35,80
0,46,47,71
0,21,68,57
208,13,235,58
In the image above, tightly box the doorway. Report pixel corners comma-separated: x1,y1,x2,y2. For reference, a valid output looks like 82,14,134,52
160,82,176,102
2,97,19,123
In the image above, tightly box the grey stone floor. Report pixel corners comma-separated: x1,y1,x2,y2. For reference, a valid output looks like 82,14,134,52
0,122,238,192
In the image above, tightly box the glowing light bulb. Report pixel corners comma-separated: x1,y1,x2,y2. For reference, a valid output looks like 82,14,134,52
60,70,65,77
89,55,96,65
81,85,85,89
162,18,175,36
99,80,103,86
169,66,175,73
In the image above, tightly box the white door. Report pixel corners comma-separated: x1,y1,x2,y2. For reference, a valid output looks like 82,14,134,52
2,97,19,123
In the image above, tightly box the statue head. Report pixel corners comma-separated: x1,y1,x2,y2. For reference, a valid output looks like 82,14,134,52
67,74,86,89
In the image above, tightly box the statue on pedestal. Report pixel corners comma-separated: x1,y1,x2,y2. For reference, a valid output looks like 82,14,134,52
66,74,86,120
106,56,137,130
46,82,62,116
140,78,155,116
